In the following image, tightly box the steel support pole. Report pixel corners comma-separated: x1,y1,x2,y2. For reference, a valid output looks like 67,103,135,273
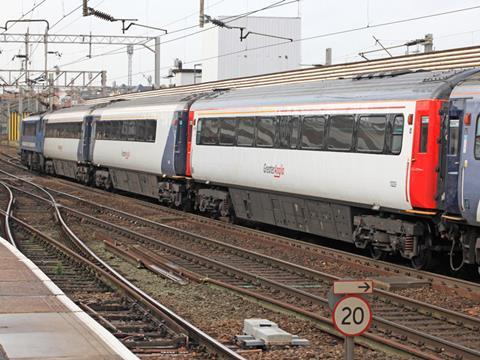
44,30,48,82
48,73,54,111
154,36,161,88
344,337,354,360
6,101,10,144
101,71,107,96
24,33,29,83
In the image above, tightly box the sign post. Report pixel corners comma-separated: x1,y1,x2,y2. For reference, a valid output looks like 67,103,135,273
331,280,373,360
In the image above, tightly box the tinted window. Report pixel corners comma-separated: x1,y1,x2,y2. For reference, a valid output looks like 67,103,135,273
475,116,480,159
356,115,386,153
278,116,300,149
327,115,354,150
256,117,276,147
23,123,36,137
301,116,325,150
219,118,236,145
390,115,404,155
95,120,156,142
448,118,460,156
290,117,300,149
419,116,429,153
237,118,255,147
45,122,82,139
145,121,156,142
199,118,219,145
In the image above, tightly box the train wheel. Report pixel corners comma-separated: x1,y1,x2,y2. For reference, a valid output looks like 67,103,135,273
369,246,386,261
410,249,432,270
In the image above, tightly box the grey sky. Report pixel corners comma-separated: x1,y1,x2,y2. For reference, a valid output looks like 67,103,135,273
2,0,480,86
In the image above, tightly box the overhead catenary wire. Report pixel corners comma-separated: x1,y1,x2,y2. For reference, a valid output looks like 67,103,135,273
52,0,297,70
0,0,49,35
108,3,480,82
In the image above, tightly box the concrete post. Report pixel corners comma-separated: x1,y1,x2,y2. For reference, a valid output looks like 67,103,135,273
155,36,161,88
424,34,433,53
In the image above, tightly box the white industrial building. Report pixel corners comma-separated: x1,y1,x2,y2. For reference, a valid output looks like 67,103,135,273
201,16,301,82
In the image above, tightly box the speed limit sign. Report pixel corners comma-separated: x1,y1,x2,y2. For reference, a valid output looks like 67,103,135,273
333,295,372,337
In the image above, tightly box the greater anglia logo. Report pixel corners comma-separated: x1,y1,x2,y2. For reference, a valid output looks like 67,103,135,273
121,150,131,160
263,163,285,179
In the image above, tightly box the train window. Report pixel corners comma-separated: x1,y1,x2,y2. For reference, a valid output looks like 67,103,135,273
290,117,300,149
356,115,387,153
237,118,255,147
95,122,104,140
219,118,236,146
278,117,290,148
448,118,460,156
136,120,146,142
125,121,137,141
106,121,116,140
327,115,354,151
95,120,156,142
419,116,429,153
256,117,276,148
278,116,300,149
199,118,219,145
389,115,404,155
45,122,82,139
23,123,36,137
301,116,326,150
475,116,480,159
145,120,156,142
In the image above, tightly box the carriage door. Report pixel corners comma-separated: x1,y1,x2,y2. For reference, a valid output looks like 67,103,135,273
410,100,443,209
81,115,93,162
458,98,480,224
443,99,464,214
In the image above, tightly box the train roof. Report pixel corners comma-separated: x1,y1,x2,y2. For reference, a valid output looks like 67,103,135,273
450,71,480,98
43,104,92,123
191,69,480,111
92,93,204,118
22,114,41,122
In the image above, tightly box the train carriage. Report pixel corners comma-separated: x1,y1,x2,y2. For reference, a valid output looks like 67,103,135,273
189,69,479,268
19,114,44,171
18,68,480,272
89,95,198,204
42,105,92,180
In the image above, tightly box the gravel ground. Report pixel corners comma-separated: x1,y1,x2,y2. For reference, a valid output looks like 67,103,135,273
87,239,404,360
27,172,480,319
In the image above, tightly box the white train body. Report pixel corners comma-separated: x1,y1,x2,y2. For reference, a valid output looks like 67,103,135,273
43,109,85,162
190,100,416,211
92,103,178,175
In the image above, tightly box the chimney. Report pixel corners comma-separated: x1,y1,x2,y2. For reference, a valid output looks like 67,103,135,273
325,48,332,66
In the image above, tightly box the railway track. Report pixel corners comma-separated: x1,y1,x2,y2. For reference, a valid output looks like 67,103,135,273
2,168,480,359
2,150,479,305
0,172,244,360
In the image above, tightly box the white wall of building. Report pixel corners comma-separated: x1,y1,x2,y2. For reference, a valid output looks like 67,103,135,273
202,16,301,82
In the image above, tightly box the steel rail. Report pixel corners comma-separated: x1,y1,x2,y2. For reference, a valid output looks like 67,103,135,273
38,187,480,331
2,158,479,359
1,153,479,302
0,177,244,360
57,203,480,360
33,170,480,301
0,182,15,247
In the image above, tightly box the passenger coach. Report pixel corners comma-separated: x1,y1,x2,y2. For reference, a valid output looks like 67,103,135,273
18,68,480,272
190,69,479,268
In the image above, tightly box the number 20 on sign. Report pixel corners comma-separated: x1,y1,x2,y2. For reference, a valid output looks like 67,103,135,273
333,295,372,337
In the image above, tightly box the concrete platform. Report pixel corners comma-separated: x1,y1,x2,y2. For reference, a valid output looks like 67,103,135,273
0,236,138,360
